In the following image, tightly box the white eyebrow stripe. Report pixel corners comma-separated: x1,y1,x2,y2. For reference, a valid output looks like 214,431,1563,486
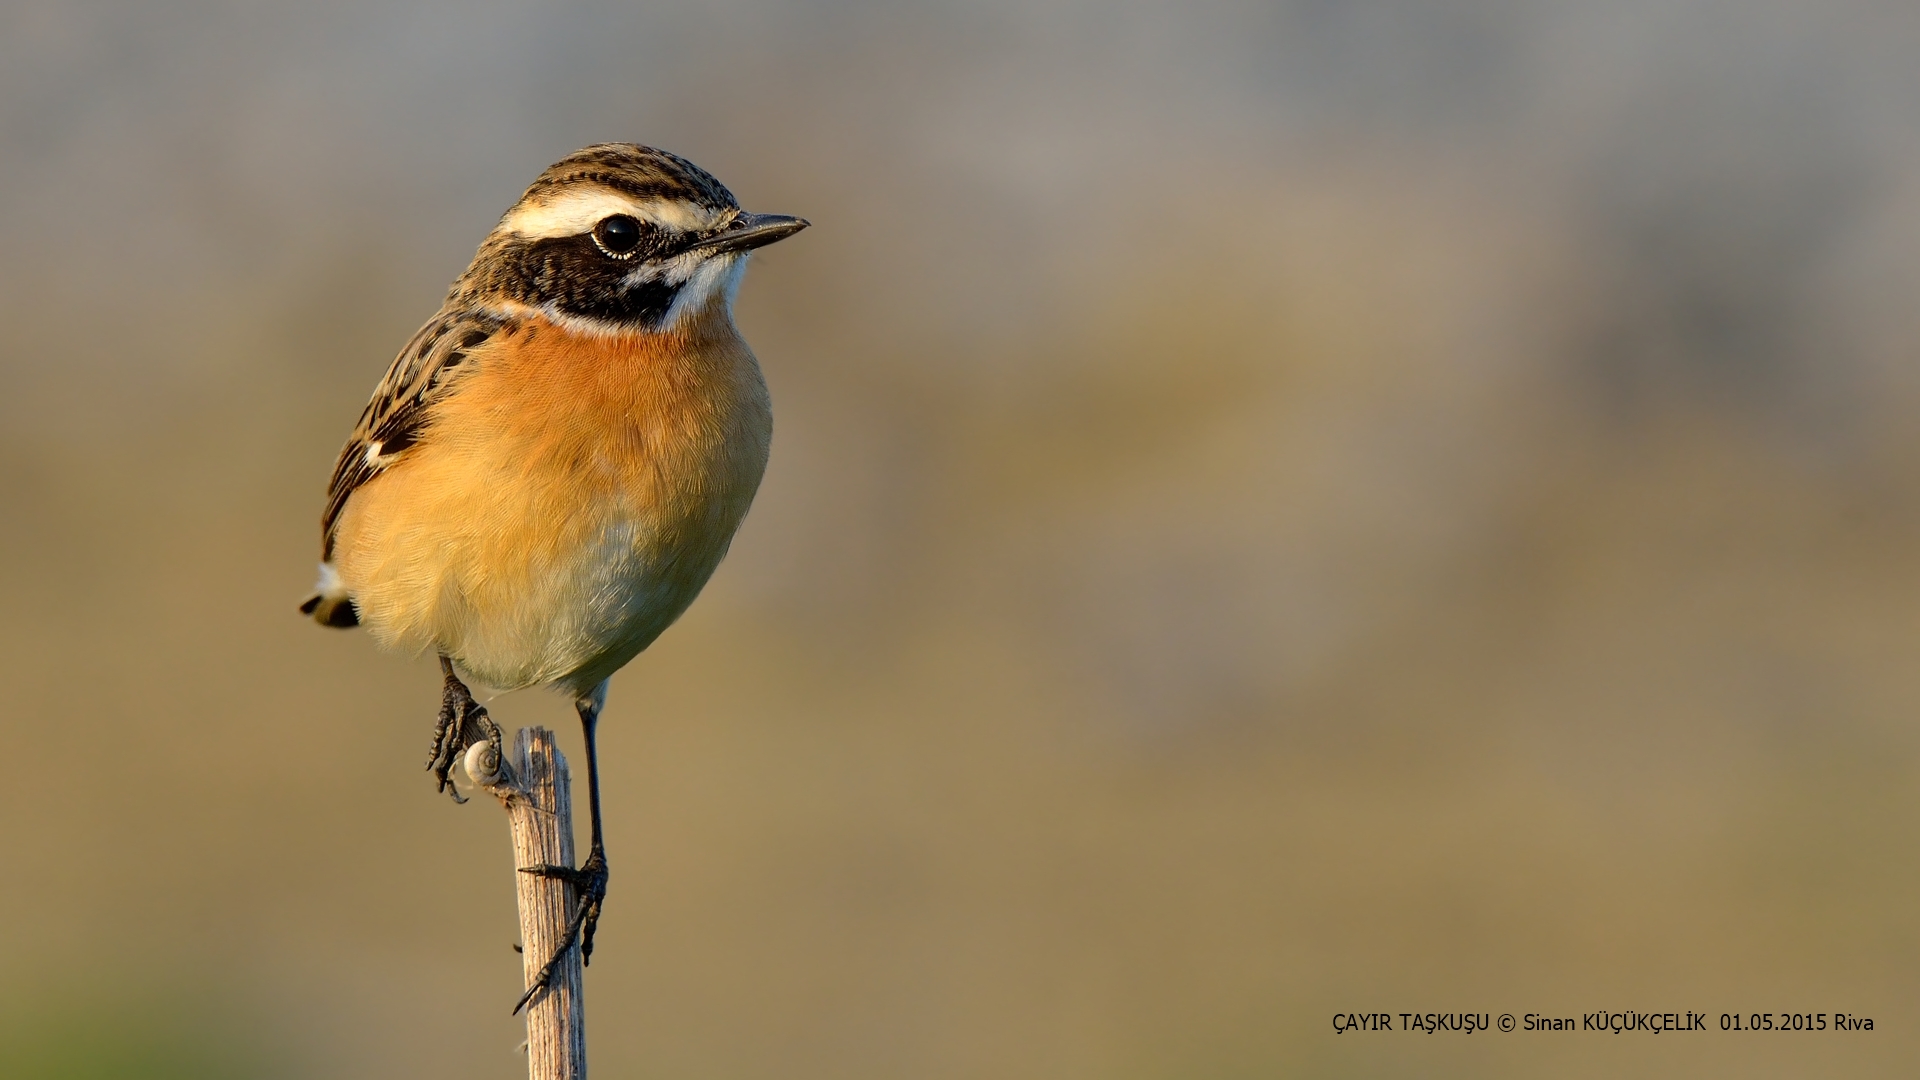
498,187,724,239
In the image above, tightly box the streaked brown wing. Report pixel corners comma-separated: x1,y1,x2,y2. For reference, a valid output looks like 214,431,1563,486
321,309,506,559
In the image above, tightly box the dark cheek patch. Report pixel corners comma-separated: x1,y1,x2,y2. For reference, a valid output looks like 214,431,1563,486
589,279,681,326
519,240,685,328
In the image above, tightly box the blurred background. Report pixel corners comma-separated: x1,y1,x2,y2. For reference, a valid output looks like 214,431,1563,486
3,0,1920,1076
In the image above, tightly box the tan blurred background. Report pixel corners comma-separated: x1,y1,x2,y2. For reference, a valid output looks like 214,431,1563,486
4,1,1920,1076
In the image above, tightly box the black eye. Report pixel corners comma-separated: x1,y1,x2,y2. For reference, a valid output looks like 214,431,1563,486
593,215,645,256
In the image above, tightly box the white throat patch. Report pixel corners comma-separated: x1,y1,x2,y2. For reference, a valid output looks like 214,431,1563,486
661,252,747,330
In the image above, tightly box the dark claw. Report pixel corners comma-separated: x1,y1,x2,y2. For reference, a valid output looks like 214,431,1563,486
512,847,609,1013
425,656,501,803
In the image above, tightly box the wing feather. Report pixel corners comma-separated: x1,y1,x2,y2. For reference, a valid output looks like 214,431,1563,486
320,310,507,559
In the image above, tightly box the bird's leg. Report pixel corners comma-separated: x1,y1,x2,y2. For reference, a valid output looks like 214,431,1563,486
514,684,611,1014
425,655,501,803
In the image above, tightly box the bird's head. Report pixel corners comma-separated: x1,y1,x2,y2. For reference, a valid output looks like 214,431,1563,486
454,143,808,334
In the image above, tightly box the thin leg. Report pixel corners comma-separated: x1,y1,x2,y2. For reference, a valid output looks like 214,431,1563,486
426,655,501,803
515,682,612,1014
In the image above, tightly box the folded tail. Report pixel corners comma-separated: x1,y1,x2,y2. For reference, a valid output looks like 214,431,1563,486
300,563,360,628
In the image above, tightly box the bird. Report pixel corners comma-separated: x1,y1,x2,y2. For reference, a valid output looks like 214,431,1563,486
300,143,807,1010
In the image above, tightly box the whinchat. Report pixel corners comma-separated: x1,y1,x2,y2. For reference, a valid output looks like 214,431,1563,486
301,144,807,1007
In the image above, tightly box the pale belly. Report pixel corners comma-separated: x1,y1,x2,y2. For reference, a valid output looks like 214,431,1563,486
443,497,748,695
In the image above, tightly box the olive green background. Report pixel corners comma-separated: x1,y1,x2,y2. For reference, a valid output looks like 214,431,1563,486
3,2,1918,1076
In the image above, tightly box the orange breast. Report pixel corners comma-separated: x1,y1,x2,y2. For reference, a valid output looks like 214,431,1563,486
332,310,772,693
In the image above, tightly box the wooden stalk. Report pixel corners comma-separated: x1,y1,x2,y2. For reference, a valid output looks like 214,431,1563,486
467,726,587,1080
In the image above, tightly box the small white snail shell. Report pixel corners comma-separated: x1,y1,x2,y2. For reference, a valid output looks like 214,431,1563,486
464,739,503,788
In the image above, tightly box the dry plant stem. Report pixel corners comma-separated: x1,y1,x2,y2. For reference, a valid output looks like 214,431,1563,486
472,727,587,1080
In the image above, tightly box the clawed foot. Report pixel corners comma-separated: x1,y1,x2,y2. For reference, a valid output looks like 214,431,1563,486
426,656,501,803
513,846,609,1014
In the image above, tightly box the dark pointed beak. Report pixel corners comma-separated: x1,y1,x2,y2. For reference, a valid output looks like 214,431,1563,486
686,212,810,256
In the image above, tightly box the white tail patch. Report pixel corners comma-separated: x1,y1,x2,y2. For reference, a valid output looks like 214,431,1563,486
313,561,350,599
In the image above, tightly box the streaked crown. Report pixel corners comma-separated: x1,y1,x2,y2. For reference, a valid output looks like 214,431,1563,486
450,143,807,331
